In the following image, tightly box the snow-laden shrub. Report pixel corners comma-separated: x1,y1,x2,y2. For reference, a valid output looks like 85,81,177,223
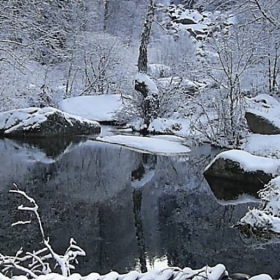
259,177,280,216
238,176,280,235
239,208,274,232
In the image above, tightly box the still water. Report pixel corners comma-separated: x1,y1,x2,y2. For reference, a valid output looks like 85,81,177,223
0,135,279,277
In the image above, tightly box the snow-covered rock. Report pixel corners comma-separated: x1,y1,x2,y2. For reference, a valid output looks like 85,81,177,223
248,275,272,280
0,107,101,138
245,94,280,134
168,4,234,40
204,150,280,189
245,110,280,135
59,94,122,123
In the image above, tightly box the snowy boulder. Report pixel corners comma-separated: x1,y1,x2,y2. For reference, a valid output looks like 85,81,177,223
204,150,280,198
0,107,101,138
245,110,280,135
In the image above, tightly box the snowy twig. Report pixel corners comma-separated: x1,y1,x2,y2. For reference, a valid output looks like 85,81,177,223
1,186,86,277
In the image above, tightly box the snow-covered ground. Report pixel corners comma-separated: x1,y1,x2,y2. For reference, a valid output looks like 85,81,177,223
0,264,273,280
97,135,191,155
59,94,123,122
242,134,280,158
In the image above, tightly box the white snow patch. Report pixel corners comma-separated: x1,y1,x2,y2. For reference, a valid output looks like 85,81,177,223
242,134,280,158
96,135,191,155
249,275,272,280
135,73,158,94
150,135,186,144
175,9,203,22
59,94,122,122
249,94,280,108
148,118,191,137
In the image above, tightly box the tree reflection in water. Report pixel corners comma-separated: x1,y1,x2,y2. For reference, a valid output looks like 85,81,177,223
0,139,279,277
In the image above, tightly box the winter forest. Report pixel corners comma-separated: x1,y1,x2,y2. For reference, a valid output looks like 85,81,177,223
1,0,280,280
0,0,279,146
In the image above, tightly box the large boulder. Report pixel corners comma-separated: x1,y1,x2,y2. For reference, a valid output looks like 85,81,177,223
245,110,280,135
0,107,101,138
204,150,280,199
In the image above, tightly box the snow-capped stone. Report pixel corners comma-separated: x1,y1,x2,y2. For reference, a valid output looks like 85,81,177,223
204,150,280,190
245,94,280,134
245,110,280,135
0,107,101,138
249,275,273,280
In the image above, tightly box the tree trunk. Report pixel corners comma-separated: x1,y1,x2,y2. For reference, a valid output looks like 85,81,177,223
137,0,155,74
103,0,109,32
135,0,158,135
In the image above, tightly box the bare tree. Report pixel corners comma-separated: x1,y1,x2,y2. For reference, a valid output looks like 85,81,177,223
135,0,159,134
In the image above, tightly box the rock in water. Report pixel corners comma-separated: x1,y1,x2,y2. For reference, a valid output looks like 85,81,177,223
204,150,279,199
0,107,101,138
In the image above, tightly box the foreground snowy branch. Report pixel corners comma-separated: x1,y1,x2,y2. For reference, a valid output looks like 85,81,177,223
0,187,85,278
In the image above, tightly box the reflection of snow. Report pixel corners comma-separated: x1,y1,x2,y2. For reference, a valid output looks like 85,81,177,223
135,255,169,272
132,170,155,188
0,139,55,164
217,194,260,206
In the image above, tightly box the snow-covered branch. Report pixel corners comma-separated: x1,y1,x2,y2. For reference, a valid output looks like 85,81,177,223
0,188,85,278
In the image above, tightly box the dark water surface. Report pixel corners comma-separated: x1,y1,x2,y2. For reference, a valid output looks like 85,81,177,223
0,136,279,277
